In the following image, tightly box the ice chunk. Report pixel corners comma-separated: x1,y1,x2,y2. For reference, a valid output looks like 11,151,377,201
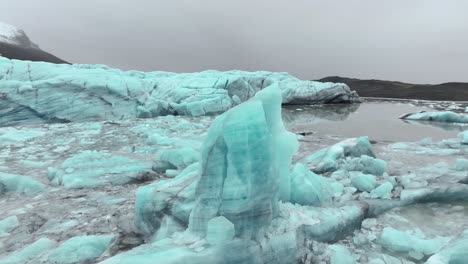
135,163,200,237
426,229,468,264
47,234,115,264
400,111,468,123
400,184,468,204
328,245,356,264
345,155,387,176
0,172,45,195
153,216,185,241
206,216,235,245
0,215,19,236
378,227,448,260
350,172,377,192
154,147,199,171
458,130,468,144
289,163,332,206
48,150,153,188
370,182,393,199
0,237,56,264
454,158,468,171
302,137,375,174
188,84,298,239
0,58,360,126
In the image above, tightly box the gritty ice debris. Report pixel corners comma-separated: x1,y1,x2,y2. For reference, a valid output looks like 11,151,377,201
328,244,356,264
0,128,45,144
350,172,376,192
0,216,19,236
387,134,468,156
400,111,468,124
345,155,387,176
377,227,449,261
47,234,115,264
458,130,468,144
47,150,154,188
0,172,45,195
154,147,199,171
0,237,56,264
370,182,393,199
301,136,375,174
205,216,235,245
426,229,468,264
135,162,200,237
289,163,332,206
0,58,359,126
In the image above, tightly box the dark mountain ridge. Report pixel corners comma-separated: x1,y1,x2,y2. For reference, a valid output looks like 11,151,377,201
318,76,468,101
0,41,68,64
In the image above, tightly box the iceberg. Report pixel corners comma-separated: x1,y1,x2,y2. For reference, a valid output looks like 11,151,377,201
0,58,360,126
400,111,468,124
187,83,298,239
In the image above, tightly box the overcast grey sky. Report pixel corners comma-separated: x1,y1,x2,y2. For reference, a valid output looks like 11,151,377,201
1,0,467,83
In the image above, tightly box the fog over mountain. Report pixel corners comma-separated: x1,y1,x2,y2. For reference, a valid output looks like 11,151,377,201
1,0,467,83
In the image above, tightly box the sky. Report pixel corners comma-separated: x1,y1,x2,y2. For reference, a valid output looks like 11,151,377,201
1,0,468,84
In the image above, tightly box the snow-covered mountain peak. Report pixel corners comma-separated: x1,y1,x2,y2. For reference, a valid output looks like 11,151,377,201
0,21,39,49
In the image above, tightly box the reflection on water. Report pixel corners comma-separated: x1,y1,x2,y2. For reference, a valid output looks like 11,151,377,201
401,119,468,132
282,103,360,124
283,101,467,142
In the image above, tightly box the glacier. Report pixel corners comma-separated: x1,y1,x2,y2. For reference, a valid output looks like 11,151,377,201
0,58,359,126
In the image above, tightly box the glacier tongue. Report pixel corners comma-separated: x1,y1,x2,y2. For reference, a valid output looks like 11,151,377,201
0,58,359,126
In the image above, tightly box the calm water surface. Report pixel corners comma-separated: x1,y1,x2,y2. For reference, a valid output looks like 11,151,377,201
283,99,468,143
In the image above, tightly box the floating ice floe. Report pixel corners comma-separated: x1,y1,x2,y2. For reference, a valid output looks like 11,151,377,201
387,132,468,156
400,111,468,124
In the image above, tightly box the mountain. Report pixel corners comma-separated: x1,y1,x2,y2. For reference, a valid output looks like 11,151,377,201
317,76,468,101
0,21,68,64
